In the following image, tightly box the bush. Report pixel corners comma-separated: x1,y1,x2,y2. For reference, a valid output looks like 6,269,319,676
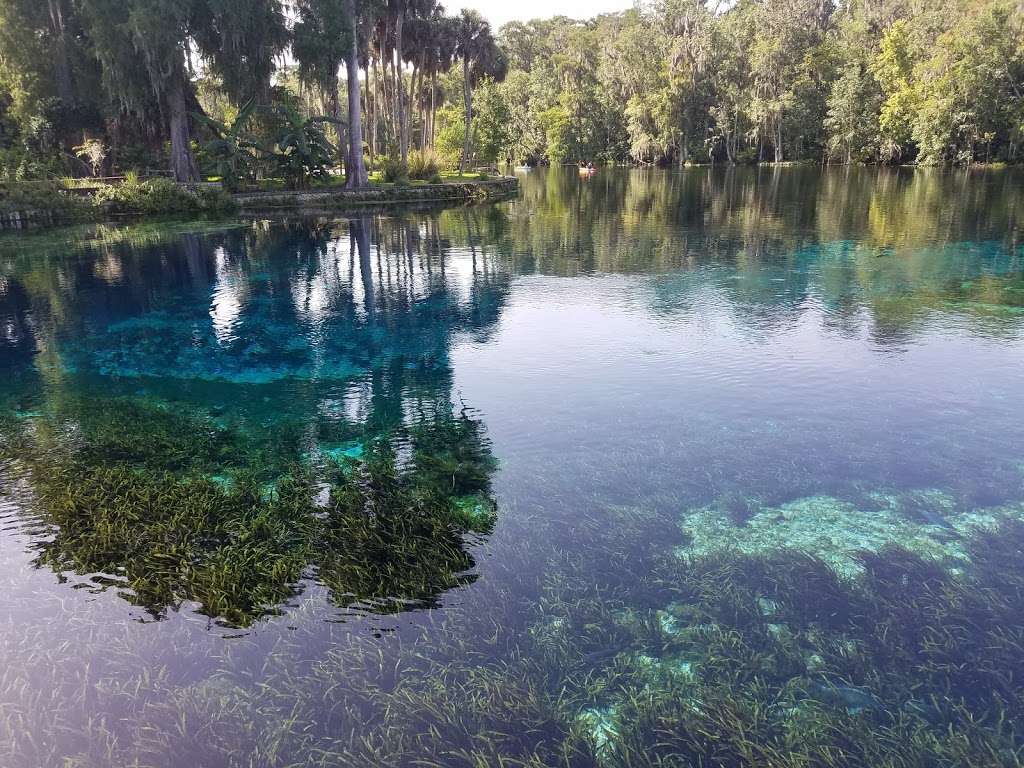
380,156,410,185
0,180,90,218
408,149,441,181
0,145,66,181
95,175,237,216
427,172,444,185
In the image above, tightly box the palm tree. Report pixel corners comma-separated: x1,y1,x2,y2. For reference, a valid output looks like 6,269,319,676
342,0,370,188
454,10,506,172
423,12,458,149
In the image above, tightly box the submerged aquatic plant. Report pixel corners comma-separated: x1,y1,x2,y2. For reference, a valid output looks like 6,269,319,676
1,395,500,626
539,521,1024,767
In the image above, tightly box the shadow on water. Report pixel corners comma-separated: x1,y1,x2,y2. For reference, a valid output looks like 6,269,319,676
0,167,1023,766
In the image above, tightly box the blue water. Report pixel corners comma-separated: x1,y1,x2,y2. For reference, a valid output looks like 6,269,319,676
1,167,1024,766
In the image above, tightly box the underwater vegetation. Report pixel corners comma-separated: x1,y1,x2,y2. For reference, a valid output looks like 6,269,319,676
11,498,1020,768
527,519,1024,767
0,394,498,626
2,175,1024,767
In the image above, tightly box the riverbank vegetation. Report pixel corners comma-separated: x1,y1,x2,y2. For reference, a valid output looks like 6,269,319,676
2,0,1020,194
0,0,505,188
481,0,1024,166
0,176,237,222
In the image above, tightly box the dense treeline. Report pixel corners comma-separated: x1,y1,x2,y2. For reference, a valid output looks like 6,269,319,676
0,0,504,185
478,0,1024,166
0,0,1021,186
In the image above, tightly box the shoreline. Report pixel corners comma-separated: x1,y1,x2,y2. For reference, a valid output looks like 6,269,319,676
232,176,519,212
0,177,519,232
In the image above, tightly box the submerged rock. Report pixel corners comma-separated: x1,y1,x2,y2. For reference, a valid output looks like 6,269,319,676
322,441,365,463
578,705,619,756
677,492,1024,578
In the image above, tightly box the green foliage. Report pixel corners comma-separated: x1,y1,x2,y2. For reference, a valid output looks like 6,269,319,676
1,0,1021,179
73,138,107,177
540,106,572,163
434,104,466,169
1,395,499,626
481,0,1023,166
872,21,918,162
407,148,441,180
94,176,237,216
267,105,337,188
825,65,883,163
193,99,261,191
380,156,410,185
0,179,89,217
910,4,1024,165
471,78,512,163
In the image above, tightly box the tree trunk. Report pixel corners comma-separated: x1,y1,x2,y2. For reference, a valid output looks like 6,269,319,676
327,78,346,169
429,71,437,147
343,0,368,190
366,61,376,164
420,69,430,149
460,56,472,173
774,115,784,163
47,0,75,108
409,63,420,151
395,11,408,164
167,61,199,182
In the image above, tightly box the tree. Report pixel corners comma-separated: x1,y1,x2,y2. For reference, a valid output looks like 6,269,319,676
293,0,352,167
454,9,505,172
872,20,918,162
825,65,881,163
192,0,289,105
79,0,288,182
79,0,201,181
470,78,511,163
911,3,1024,164
193,98,260,189
342,0,370,188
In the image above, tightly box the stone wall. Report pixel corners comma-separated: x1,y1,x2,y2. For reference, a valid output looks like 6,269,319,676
233,177,519,211
0,209,57,231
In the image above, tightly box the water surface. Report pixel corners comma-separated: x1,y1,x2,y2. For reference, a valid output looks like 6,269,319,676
2,167,1024,766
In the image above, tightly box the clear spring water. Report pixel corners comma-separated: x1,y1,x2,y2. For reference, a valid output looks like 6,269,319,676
1,167,1024,766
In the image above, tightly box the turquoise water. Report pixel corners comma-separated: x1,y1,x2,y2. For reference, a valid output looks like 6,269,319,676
2,167,1024,766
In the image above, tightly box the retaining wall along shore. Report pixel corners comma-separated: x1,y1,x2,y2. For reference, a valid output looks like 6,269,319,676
232,177,519,211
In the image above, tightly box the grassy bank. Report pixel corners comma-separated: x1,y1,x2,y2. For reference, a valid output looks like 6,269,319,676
0,177,238,229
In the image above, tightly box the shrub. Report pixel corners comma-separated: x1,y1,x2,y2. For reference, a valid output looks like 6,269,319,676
380,156,409,185
408,149,441,181
0,180,90,218
194,185,238,214
95,176,237,216
427,172,444,185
